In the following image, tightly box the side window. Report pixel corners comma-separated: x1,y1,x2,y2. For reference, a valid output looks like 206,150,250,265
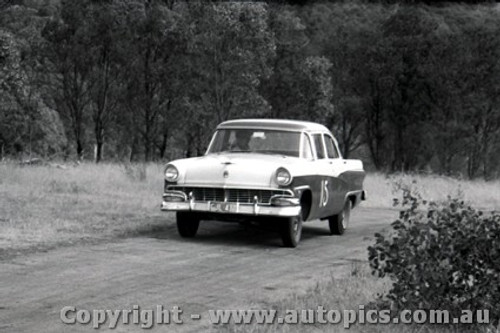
312,134,325,159
300,134,313,160
325,135,340,159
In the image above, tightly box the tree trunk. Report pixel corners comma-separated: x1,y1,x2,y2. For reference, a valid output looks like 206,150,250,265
366,79,385,170
129,135,139,163
159,131,168,159
95,142,103,163
144,139,151,162
94,119,104,163
76,139,84,161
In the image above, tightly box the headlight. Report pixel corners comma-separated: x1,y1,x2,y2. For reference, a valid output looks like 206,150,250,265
165,165,179,182
275,167,292,186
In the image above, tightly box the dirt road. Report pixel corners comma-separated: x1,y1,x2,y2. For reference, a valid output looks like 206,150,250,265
0,207,396,332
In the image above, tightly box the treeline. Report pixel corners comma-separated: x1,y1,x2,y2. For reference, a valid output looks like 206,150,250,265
1,1,500,179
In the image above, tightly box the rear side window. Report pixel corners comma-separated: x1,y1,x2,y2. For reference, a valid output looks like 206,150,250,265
312,134,325,159
325,135,340,159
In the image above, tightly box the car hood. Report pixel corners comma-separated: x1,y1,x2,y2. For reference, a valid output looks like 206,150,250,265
169,153,296,188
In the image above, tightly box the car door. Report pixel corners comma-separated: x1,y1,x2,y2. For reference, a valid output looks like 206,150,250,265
323,134,348,216
310,133,336,219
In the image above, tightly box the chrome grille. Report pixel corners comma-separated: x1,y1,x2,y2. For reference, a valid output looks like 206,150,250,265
167,186,291,204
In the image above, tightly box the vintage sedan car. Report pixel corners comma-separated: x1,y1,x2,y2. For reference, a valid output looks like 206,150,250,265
161,119,366,247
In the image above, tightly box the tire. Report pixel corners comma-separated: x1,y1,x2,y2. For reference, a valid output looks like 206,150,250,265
280,214,303,248
329,199,351,235
176,212,200,238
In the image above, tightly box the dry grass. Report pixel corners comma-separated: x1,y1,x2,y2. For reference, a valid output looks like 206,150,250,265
213,263,386,333
363,173,500,211
215,263,498,333
0,162,168,258
1,165,499,258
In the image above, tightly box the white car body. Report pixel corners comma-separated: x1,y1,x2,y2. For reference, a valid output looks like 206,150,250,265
161,119,366,247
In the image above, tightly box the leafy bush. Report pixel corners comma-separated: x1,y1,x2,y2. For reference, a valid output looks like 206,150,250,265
368,184,500,324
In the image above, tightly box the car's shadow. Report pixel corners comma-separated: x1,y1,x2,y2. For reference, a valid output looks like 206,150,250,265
140,219,333,248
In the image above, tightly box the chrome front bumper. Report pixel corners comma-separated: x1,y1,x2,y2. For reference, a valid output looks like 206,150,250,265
161,191,301,217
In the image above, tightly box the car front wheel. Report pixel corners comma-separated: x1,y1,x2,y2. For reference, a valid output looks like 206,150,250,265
280,214,303,248
329,199,351,235
176,212,200,238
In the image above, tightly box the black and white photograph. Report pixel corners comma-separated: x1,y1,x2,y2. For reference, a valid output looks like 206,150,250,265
1,0,499,332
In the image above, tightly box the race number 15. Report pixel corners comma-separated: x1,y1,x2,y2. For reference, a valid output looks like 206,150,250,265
320,180,329,207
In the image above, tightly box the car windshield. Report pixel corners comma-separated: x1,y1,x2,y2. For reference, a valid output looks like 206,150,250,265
207,129,302,157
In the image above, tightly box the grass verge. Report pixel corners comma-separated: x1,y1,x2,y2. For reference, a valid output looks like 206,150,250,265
363,173,500,211
0,164,499,258
0,162,168,259
214,263,499,333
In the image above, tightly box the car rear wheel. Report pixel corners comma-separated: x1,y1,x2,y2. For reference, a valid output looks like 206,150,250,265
329,199,351,235
176,212,200,238
280,214,303,248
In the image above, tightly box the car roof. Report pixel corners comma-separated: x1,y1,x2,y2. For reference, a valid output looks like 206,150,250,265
217,119,330,133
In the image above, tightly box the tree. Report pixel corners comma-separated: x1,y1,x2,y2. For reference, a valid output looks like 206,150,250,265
262,6,334,127
41,0,94,160
84,1,127,163
181,2,276,155
300,3,385,158
422,6,500,178
119,0,184,161
459,17,500,179
0,30,24,158
1,6,66,160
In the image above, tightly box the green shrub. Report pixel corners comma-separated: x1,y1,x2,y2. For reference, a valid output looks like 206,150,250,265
368,185,500,324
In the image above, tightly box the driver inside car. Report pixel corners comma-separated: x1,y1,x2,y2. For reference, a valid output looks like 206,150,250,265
230,131,252,151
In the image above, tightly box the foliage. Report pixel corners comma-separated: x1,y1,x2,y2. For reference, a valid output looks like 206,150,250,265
187,2,275,122
0,26,66,159
368,184,500,324
1,1,500,177
262,6,333,123
40,0,94,160
179,2,276,156
119,0,185,161
300,3,386,158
